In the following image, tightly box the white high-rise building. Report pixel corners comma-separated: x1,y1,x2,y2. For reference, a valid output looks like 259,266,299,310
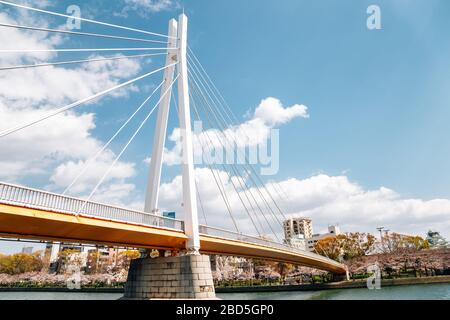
283,217,313,250
283,217,313,240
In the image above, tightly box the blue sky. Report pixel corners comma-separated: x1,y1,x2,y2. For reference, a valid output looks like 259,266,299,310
184,0,450,199
0,0,449,254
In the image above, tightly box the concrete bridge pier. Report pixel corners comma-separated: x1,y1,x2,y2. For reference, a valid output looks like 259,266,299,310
332,266,350,282
123,254,216,300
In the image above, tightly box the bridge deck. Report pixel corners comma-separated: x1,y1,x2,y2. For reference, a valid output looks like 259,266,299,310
0,182,346,274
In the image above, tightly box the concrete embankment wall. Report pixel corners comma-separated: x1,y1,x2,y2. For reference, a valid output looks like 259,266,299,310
1,275,449,294
215,275,450,293
0,287,124,293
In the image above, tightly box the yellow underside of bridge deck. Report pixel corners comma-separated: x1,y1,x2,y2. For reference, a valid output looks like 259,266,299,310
0,203,346,274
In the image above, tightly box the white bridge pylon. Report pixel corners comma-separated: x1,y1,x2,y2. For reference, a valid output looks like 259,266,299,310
144,14,200,254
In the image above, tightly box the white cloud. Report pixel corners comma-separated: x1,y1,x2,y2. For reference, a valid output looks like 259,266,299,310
158,168,245,220
0,108,99,179
162,97,309,166
277,175,450,239
157,171,450,240
0,56,141,107
117,0,178,17
13,1,52,9
85,182,137,207
253,97,309,126
0,12,61,65
0,9,145,206
49,152,136,195
0,52,142,181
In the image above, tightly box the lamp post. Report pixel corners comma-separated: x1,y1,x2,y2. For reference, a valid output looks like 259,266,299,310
377,227,385,252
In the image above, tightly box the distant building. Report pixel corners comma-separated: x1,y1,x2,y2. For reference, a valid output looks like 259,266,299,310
163,211,177,229
283,217,344,252
163,211,176,219
21,247,33,254
426,230,448,249
85,247,120,273
283,217,313,251
306,225,342,252
283,217,313,240
46,242,124,273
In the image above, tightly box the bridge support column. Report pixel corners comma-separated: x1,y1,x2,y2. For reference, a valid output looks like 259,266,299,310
124,255,216,300
332,266,350,282
177,13,201,254
332,273,350,282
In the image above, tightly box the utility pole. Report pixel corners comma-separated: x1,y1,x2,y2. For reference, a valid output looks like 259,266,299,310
377,227,384,241
377,226,384,252
384,229,390,252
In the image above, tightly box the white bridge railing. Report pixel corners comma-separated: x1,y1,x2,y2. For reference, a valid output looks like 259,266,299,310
0,182,341,267
198,225,341,264
0,182,184,231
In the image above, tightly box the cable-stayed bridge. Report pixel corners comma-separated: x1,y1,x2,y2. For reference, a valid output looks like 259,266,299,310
0,1,346,298
0,181,344,273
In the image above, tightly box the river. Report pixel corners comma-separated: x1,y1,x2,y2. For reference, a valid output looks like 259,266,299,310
0,283,449,300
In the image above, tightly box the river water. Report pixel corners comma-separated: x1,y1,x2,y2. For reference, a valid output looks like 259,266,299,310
0,284,448,300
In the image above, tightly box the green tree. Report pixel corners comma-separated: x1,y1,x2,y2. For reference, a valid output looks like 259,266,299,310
0,252,44,275
276,262,294,281
342,232,376,259
116,250,141,271
315,233,377,261
314,236,343,261
384,233,429,253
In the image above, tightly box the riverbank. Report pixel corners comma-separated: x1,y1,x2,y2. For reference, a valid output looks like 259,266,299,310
216,275,450,293
0,287,123,293
0,275,449,294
